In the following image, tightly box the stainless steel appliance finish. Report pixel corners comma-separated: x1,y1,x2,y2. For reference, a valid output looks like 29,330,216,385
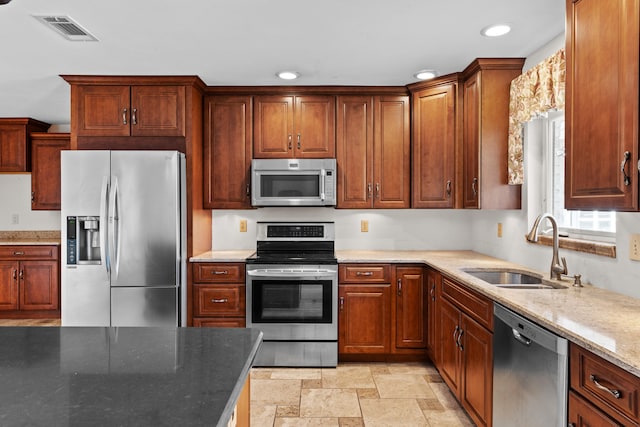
246,222,338,367
61,150,186,327
493,303,568,427
251,158,337,206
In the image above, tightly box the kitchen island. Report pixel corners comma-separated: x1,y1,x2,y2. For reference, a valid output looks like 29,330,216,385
0,326,262,427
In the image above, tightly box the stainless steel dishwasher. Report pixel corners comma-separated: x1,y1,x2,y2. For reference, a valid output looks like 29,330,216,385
493,303,568,427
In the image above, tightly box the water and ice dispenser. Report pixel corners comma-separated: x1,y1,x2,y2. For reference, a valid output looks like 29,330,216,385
66,216,101,265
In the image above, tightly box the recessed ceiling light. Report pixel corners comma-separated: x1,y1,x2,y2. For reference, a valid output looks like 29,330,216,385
414,70,438,80
277,71,299,80
481,23,511,37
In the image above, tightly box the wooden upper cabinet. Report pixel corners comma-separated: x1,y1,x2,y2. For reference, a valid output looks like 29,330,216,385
30,132,70,210
410,76,460,208
336,96,373,208
336,95,410,208
462,58,524,209
565,0,640,210
0,118,50,172
74,85,185,137
253,95,335,158
203,96,252,209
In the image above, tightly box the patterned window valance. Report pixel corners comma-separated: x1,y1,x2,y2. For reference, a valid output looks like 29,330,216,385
507,48,565,184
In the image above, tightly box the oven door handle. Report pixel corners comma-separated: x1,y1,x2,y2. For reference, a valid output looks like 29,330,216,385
247,269,337,279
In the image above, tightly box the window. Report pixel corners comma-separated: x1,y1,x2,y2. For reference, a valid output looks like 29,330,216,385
542,111,616,241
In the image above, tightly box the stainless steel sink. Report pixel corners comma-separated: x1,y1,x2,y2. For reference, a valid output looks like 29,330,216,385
462,269,565,289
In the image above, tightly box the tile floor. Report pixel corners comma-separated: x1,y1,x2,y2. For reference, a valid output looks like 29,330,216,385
250,362,475,427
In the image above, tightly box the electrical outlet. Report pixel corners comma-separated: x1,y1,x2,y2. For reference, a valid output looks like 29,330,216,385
630,234,640,261
11,214,19,225
361,220,369,233
497,222,503,238
239,219,247,233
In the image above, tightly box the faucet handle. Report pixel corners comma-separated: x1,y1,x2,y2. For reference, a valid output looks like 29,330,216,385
561,257,568,275
573,274,583,287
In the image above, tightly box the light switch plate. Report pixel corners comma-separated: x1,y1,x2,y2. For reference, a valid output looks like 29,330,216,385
497,222,503,238
239,219,247,233
361,220,369,233
630,234,640,261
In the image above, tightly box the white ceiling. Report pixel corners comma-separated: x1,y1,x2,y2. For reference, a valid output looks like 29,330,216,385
0,0,564,126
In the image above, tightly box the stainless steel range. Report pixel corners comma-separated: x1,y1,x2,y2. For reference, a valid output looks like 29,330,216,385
246,221,337,367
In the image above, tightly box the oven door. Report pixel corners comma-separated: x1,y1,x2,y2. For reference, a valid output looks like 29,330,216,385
246,265,338,340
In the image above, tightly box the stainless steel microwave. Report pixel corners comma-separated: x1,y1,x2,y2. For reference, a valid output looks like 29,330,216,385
251,158,336,207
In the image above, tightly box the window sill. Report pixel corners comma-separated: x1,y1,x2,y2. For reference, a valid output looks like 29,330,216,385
531,235,616,258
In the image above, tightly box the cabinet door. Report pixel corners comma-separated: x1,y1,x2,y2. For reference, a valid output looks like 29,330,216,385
294,95,336,158
30,133,70,210
568,391,623,427
463,73,480,209
439,297,462,396
336,96,374,208
565,0,639,210
0,261,19,311
203,96,252,209
426,269,441,364
193,317,246,328
253,95,294,158
374,96,410,208
75,85,131,136
394,266,426,349
338,284,390,354
461,313,493,427
412,83,457,208
0,125,28,172
130,86,186,137
19,260,59,310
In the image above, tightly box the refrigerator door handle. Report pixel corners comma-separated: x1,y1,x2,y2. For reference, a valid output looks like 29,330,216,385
109,176,121,280
100,176,110,276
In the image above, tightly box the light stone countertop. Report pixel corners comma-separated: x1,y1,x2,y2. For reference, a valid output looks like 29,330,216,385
0,231,60,245
191,249,640,377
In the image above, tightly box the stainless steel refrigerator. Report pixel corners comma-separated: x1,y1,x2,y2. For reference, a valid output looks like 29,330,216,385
61,150,186,327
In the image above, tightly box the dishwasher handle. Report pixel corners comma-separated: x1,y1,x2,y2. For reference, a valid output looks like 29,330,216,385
512,329,532,346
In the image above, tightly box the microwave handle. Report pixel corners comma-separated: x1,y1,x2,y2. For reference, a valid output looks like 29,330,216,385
320,169,326,201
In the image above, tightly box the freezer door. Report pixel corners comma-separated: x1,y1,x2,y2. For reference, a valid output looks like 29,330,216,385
111,287,178,327
109,151,182,287
61,151,111,326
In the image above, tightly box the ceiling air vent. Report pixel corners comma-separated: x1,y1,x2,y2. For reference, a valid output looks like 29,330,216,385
33,15,98,41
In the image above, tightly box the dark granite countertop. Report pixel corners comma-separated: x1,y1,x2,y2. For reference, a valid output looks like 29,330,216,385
0,327,262,427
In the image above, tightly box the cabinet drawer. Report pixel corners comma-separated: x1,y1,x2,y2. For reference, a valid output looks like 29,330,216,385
0,245,58,261
570,343,640,424
339,264,391,283
193,263,245,283
194,284,246,317
193,317,246,328
442,276,492,331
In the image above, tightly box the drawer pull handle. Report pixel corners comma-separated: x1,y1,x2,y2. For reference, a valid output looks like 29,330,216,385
13,251,25,255
211,298,228,303
212,270,229,275
590,375,621,399
19,270,24,280
339,296,344,311
355,271,373,276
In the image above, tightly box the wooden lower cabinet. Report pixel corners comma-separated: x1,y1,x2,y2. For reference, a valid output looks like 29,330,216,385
338,283,391,354
393,266,427,352
338,264,427,360
569,342,640,426
191,262,246,327
438,278,493,427
0,245,59,317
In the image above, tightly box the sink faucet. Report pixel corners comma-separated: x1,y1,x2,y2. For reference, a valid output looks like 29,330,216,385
526,213,568,280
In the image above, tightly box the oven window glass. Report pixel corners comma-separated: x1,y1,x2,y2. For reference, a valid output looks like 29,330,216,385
260,175,320,198
252,280,332,323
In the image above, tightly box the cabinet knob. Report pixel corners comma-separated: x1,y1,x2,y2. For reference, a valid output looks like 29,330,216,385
131,108,138,125
367,183,372,200
288,134,292,150
122,108,128,125
446,180,452,197
472,177,478,196
19,270,24,280
297,134,301,149
375,183,380,199
339,296,344,311
397,279,402,296
12,269,17,281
